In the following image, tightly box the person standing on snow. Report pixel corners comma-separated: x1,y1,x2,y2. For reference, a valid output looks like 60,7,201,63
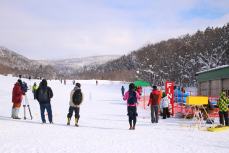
217,91,229,126
36,79,53,124
123,83,140,130
32,82,38,99
160,92,170,119
148,85,160,123
121,86,125,96
67,83,83,126
11,79,23,119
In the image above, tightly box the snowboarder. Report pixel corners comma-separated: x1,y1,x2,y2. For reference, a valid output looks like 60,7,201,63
36,79,53,124
123,83,140,130
160,92,170,119
121,86,125,96
67,83,83,126
217,91,229,126
11,79,23,119
148,85,160,123
32,82,38,99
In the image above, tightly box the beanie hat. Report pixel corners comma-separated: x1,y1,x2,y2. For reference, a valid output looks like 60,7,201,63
129,83,135,90
75,82,81,88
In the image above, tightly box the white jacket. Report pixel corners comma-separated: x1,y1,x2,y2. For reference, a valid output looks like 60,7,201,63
69,87,83,108
160,96,170,108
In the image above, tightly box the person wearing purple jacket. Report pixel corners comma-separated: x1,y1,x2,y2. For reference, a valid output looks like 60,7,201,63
123,83,141,130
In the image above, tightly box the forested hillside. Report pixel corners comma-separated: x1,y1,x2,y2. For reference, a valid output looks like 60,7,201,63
77,23,229,86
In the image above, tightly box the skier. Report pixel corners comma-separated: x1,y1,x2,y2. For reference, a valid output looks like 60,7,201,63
121,86,125,96
217,91,229,126
148,85,160,123
67,83,83,126
32,82,38,99
11,79,23,119
123,83,140,130
36,79,53,124
160,92,170,119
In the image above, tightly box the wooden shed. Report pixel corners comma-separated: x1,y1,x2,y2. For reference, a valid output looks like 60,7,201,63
196,65,229,97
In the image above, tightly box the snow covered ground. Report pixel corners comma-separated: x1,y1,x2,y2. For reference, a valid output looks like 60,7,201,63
0,75,229,153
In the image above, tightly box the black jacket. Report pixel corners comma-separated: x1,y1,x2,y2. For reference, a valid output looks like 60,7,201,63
36,85,53,104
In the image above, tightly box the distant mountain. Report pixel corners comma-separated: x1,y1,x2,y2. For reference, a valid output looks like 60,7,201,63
38,55,121,69
0,47,56,79
0,46,121,79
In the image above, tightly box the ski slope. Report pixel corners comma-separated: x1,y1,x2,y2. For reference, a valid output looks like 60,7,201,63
0,75,229,153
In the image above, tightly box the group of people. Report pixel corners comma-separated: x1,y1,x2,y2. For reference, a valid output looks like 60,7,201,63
123,83,170,130
123,83,229,130
11,79,229,129
12,79,83,126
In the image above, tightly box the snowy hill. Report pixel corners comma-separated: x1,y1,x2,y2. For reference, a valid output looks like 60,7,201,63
0,75,229,153
0,47,120,79
38,55,121,69
80,23,229,84
0,47,57,79
0,46,36,71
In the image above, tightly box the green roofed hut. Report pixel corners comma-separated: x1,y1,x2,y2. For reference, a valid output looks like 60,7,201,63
195,65,229,97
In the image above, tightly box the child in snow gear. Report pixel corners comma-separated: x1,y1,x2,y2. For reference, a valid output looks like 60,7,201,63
11,79,23,119
67,82,83,126
217,91,229,126
160,92,170,119
36,79,53,123
123,83,140,130
148,86,161,123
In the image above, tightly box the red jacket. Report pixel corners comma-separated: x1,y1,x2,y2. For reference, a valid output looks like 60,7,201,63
12,83,23,104
148,89,160,106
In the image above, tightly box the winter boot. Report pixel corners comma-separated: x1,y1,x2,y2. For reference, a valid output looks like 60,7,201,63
75,118,79,127
11,108,16,119
67,117,71,125
14,108,21,119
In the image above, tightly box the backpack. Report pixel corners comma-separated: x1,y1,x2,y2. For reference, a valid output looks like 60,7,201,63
37,87,49,102
127,90,137,105
72,89,83,105
21,82,28,93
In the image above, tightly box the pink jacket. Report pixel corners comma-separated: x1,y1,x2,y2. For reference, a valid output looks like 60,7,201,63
123,90,141,106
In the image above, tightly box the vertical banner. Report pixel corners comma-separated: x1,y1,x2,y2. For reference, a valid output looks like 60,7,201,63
165,81,174,116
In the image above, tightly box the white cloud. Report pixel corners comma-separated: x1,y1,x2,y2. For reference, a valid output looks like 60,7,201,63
0,0,228,59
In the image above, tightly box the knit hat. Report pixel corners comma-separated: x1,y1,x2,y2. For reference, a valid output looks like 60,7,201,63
17,79,22,84
129,83,135,90
75,82,81,88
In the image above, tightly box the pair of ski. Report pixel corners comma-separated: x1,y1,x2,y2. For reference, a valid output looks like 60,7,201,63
23,104,33,120
22,95,33,120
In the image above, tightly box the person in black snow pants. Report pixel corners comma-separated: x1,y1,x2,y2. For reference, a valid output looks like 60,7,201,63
123,83,140,130
67,83,83,126
36,79,53,124
121,85,125,96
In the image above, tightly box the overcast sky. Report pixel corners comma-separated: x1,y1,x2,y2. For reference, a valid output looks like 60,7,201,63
0,0,229,60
